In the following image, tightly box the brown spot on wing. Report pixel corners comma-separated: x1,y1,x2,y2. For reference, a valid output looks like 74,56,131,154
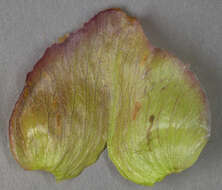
56,113,62,137
132,101,142,120
147,114,155,150
57,33,70,44
140,54,148,66
149,114,155,123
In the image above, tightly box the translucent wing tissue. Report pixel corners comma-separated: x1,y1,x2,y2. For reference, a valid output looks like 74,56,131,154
9,8,210,185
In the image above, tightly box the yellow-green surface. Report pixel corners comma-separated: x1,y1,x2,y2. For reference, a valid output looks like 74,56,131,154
9,8,210,184
107,49,210,185
9,9,151,181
